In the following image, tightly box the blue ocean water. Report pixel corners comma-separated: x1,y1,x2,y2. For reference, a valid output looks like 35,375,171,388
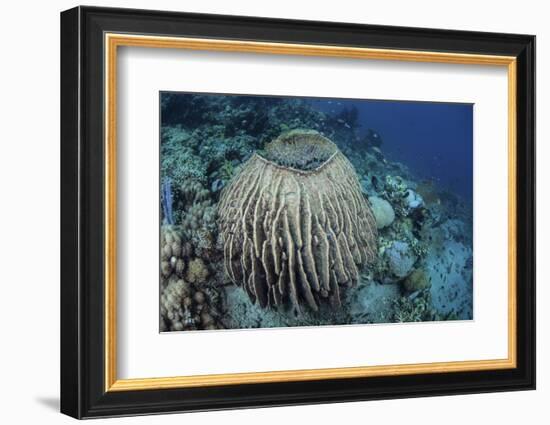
310,98,473,199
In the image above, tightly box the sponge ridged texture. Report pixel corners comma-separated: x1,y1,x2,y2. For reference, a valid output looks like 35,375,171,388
218,130,378,312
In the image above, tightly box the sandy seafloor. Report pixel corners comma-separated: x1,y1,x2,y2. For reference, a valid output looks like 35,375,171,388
158,93,473,332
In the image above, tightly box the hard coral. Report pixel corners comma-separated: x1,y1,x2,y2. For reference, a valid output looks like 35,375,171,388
185,258,210,285
160,278,224,331
368,196,395,229
385,240,417,278
160,225,187,281
218,130,378,313
391,291,434,323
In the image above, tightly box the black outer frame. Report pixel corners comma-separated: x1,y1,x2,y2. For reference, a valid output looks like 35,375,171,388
60,5,536,419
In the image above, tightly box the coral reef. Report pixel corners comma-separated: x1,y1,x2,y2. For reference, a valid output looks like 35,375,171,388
404,189,424,210
185,258,210,285
218,130,378,313
160,278,224,331
391,290,435,322
385,241,417,279
383,175,413,217
425,225,473,319
348,281,400,323
160,225,189,283
159,92,474,330
159,225,224,331
177,180,219,258
403,268,431,292
363,129,383,148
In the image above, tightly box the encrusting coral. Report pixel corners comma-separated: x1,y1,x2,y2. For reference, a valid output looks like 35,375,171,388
218,129,378,313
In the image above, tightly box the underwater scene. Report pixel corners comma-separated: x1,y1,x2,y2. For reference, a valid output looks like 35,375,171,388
159,92,473,332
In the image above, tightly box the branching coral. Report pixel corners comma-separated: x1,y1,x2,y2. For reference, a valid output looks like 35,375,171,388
218,130,378,313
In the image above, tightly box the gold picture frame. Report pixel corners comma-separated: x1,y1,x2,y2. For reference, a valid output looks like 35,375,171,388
105,34,517,392
61,6,535,419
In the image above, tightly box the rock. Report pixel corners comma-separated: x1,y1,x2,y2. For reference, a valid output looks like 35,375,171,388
368,196,395,229
385,241,417,278
403,269,430,292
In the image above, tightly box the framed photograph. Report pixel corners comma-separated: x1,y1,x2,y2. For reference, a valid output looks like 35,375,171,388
60,6,535,419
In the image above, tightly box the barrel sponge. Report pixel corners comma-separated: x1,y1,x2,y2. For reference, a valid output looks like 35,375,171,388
262,129,338,171
218,130,378,313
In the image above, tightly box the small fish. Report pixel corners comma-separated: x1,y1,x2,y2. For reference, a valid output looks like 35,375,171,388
363,129,383,148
